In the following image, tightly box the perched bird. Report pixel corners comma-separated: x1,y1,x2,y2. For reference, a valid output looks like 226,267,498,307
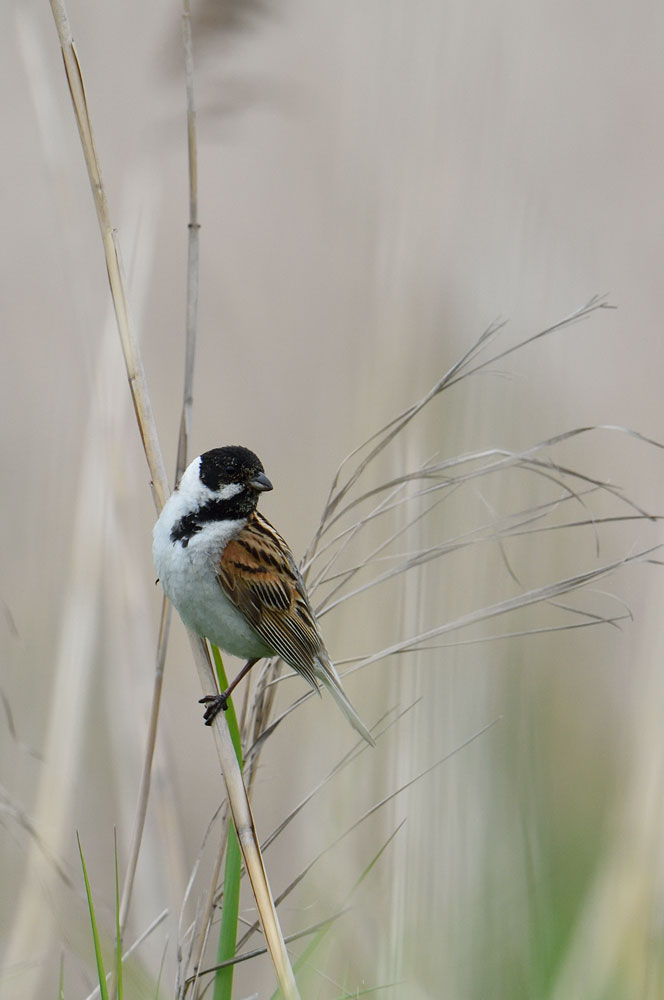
153,445,375,746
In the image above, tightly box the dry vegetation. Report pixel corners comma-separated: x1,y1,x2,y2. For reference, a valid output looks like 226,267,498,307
2,2,664,999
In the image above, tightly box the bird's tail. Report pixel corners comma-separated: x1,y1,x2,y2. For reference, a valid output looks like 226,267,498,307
315,655,376,747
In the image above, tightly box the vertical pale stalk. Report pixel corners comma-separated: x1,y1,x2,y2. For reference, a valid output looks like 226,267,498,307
120,0,200,943
175,0,200,486
188,636,299,1000
0,341,109,997
118,597,171,935
47,3,300,996
48,0,168,511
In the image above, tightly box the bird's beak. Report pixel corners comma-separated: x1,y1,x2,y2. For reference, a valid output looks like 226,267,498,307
250,471,273,492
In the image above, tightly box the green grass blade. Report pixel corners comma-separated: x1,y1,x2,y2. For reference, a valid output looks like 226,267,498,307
211,644,243,760
77,833,109,1000
214,821,242,1000
58,952,65,1000
211,644,243,1000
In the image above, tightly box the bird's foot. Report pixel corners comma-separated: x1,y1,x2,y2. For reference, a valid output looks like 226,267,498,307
199,693,229,725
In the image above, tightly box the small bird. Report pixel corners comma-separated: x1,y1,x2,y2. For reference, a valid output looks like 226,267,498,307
153,445,375,746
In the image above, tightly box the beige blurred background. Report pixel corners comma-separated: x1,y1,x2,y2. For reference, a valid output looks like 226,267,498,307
2,1,664,997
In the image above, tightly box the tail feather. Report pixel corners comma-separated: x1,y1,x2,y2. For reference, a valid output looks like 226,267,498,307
315,656,376,747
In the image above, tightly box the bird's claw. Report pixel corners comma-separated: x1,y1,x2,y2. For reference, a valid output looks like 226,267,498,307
199,693,229,725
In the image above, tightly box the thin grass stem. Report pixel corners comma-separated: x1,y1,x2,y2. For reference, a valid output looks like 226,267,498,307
48,4,299,994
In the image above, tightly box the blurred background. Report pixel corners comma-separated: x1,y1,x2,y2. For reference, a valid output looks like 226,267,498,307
2,0,664,997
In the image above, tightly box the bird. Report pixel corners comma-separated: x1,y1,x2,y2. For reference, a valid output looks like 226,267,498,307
152,445,375,746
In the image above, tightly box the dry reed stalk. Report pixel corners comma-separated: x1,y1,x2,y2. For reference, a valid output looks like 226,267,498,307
47,3,299,996
175,0,200,487
119,0,200,948
214,310,661,969
118,598,171,934
0,324,114,997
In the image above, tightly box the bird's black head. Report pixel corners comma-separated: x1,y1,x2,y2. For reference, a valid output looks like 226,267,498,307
198,445,273,495
170,446,273,546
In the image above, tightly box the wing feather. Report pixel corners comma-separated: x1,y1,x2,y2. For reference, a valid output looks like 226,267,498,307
217,511,323,688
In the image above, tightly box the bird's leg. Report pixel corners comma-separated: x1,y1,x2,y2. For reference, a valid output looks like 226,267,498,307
200,658,259,726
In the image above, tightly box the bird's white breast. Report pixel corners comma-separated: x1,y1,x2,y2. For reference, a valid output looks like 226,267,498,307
152,487,272,660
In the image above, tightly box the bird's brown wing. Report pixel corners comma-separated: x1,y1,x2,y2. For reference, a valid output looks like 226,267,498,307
216,511,323,688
